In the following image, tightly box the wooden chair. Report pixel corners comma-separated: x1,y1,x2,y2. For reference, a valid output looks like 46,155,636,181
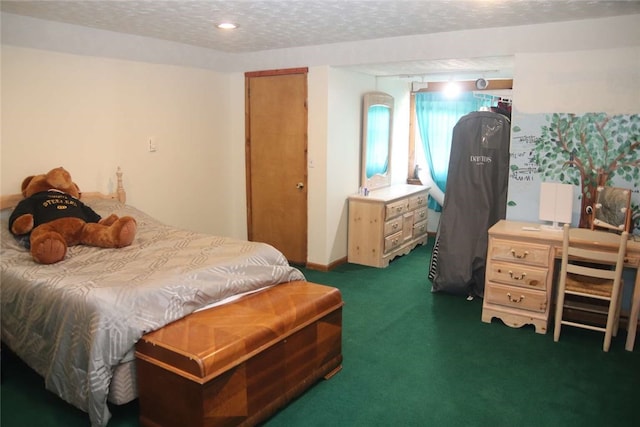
553,224,628,351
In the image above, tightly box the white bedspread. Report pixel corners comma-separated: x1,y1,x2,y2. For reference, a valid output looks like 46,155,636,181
0,199,305,426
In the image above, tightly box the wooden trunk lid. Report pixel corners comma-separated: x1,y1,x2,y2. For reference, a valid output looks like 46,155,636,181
135,281,343,383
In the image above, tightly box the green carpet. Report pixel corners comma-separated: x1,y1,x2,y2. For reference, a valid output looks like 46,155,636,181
2,239,638,426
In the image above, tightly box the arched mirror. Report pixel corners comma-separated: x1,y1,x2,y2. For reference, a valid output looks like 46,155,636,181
361,91,393,190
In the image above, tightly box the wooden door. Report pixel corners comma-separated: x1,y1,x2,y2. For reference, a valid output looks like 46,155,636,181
245,68,308,264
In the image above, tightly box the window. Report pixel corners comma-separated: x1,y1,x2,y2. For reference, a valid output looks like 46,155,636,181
408,80,512,210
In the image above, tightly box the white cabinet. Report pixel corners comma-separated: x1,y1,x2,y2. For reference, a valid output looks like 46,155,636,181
348,185,429,268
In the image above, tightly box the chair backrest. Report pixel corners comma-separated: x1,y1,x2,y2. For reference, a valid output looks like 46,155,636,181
561,224,628,283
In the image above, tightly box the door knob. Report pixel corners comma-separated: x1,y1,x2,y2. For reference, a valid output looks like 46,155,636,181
296,182,305,189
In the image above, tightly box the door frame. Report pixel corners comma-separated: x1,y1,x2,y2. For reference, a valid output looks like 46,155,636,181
244,67,309,262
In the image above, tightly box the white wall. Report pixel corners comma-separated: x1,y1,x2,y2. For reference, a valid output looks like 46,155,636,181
0,46,232,236
514,47,640,114
507,46,640,226
324,68,374,265
306,66,331,265
224,72,251,239
2,12,639,267
307,68,412,266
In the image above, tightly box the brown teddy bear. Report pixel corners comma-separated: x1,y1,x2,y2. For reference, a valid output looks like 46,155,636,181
8,167,137,264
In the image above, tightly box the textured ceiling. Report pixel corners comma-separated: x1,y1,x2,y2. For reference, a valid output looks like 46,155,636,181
2,0,640,77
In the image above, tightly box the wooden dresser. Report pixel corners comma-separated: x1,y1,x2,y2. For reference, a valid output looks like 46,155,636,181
348,184,429,268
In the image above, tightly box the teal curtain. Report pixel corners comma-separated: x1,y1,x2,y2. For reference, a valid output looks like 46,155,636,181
366,105,390,179
415,92,492,210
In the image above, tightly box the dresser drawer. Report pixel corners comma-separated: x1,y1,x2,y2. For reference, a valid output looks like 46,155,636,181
413,220,428,237
414,207,428,223
489,239,550,267
384,231,403,253
409,194,428,210
385,200,408,220
384,217,403,236
485,282,547,313
487,261,547,290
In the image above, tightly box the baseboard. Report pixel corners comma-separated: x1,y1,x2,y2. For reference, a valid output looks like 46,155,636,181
306,256,348,272
305,239,433,272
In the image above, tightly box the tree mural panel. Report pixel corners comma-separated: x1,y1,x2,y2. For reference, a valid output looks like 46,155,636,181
507,112,639,234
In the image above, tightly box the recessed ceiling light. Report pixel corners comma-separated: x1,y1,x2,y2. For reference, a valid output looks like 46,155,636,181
217,22,238,30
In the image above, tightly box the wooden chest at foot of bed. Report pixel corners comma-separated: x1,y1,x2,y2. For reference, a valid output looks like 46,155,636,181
135,281,343,427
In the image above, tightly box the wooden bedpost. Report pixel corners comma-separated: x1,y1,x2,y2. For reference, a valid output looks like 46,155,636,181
116,167,126,203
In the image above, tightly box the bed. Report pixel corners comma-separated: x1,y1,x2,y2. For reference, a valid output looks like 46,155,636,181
0,170,307,426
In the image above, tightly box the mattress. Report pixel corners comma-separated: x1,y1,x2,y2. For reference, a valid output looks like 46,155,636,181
109,359,137,405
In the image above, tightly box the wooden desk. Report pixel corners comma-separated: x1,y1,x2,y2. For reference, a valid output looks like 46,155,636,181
481,220,640,351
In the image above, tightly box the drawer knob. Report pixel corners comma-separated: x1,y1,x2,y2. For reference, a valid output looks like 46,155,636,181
392,223,399,229
508,271,527,280
510,249,529,259
507,293,525,303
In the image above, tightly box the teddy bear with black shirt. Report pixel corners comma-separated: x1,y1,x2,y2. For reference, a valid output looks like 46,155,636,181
9,167,137,264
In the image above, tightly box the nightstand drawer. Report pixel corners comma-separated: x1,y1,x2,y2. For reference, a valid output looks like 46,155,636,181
489,239,551,267
487,261,547,290
485,282,547,313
